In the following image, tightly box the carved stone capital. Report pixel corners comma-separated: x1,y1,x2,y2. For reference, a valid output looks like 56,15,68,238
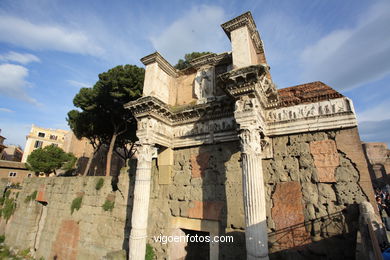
136,143,157,165
238,128,262,155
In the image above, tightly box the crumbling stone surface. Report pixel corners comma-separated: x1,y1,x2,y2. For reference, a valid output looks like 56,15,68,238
271,182,311,250
153,141,246,259
265,128,374,259
3,173,132,260
310,140,339,182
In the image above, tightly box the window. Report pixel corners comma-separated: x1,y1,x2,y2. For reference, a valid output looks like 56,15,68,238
34,140,43,148
8,172,17,177
27,173,32,178
38,132,45,138
50,135,57,140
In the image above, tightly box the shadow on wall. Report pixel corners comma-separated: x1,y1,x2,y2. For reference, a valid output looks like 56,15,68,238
268,204,360,260
75,145,125,177
122,159,137,254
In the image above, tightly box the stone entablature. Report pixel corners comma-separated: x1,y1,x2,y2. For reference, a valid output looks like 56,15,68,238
125,11,371,260
189,52,232,69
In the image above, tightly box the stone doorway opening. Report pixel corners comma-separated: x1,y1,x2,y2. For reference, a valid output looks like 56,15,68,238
182,229,210,260
170,217,219,260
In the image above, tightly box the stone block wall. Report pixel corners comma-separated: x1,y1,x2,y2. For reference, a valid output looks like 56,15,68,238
264,127,375,259
2,172,133,260
147,142,247,259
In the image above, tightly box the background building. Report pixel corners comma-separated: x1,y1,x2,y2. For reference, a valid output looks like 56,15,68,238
1,145,23,162
0,129,6,155
21,125,69,162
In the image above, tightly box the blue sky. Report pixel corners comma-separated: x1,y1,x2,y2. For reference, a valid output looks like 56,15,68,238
0,0,389,148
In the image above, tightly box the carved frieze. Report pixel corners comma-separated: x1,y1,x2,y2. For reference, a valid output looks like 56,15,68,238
173,117,236,138
266,98,353,123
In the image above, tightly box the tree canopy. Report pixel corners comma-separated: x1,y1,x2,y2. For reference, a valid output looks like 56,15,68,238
67,64,144,176
174,52,213,70
26,145,76,175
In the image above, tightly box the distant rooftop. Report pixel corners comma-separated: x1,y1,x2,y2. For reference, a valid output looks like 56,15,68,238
277,81,344,107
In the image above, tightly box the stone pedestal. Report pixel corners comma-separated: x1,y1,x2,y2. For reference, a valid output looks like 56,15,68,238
129,144,156,260
239,128,269,260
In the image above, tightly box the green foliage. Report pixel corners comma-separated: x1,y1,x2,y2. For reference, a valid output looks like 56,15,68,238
9,183,21,189
102,199,115,212
71,196,83,214
1,198,16,221
24,191,38,203
5,190,11,198
26,144,77,174
67,65,145,175
0,235,5,243
95,178,104,190
0,246,11,258
174,52,213,70
20,248,30,257
145,244,154,260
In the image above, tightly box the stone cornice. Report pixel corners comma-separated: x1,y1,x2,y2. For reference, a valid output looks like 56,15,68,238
218,65,279,109
140,52,178,78
221,11,265,54
189,52,232,69
125,96,234,125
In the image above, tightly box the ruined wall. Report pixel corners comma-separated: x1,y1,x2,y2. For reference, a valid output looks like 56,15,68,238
2,171,133,260
145,127,375,260
147,142,247,259
264,127,375,259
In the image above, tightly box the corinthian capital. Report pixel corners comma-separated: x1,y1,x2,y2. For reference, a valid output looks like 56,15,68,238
238,128,262,155
136,143,157,164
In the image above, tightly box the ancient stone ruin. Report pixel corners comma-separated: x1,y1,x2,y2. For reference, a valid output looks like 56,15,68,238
0,11,381,260
125,11,378,259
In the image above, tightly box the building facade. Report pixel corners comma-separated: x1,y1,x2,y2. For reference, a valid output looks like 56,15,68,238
125,12,377,259
21,125,69,162
1,145,23,162
0,160,32,184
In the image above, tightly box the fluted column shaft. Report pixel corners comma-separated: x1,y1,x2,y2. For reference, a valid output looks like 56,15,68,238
239,129,269,260
129,144,156,260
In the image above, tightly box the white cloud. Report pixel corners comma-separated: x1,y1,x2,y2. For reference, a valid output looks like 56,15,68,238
0,122,31,148
0,51,40,64
150,5,229,64
300,1,390,90
67,80,91,88
357,99,390,122
0,63,40,105
0,107,14,113
0,15,104,57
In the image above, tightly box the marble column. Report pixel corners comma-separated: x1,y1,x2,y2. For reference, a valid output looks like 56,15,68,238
239,128,269,260
129,144,157,260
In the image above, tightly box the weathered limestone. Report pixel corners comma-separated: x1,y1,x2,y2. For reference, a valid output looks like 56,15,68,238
239,127,269,259
129,144,157,260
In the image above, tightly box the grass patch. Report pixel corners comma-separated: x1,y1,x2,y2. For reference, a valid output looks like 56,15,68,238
24,191,38,203
70,196,83,214
5,190,11,198
20,248,30,257
1,198,16,221
145,244,154,260
102,199,115,212
95,178,104,190
0,235,5,243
